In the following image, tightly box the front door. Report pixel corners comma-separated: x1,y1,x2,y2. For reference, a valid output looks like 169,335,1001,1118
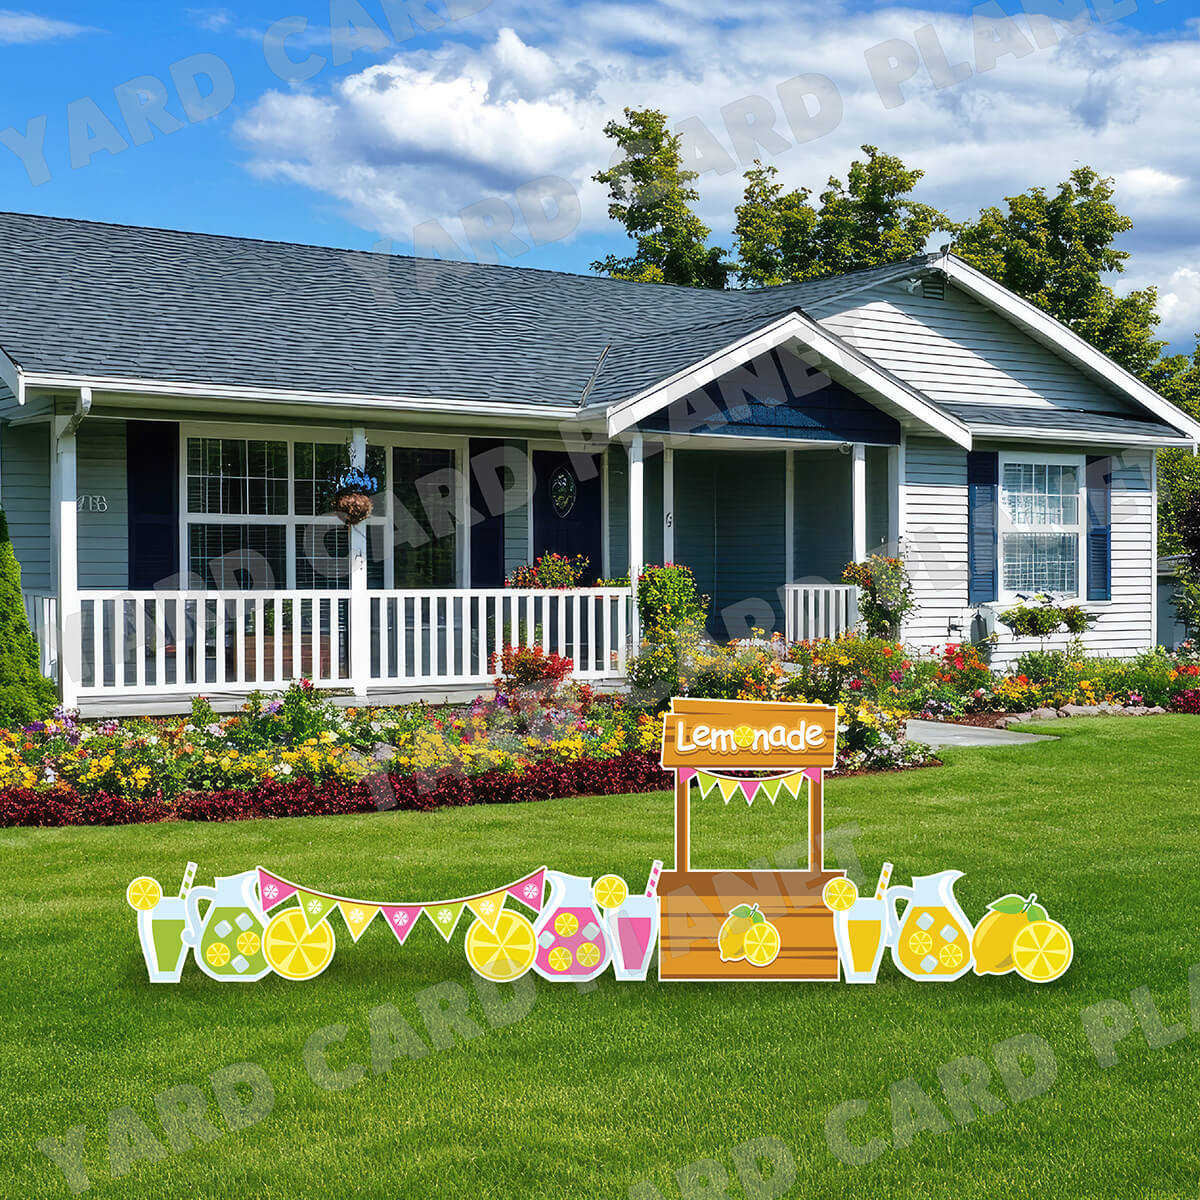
531,451,603,582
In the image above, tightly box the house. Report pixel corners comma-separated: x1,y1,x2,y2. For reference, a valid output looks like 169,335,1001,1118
2,212,1197,711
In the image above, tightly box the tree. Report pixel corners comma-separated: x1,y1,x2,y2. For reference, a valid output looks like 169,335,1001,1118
591,108,731,289
734,147,951,286
1147,347,1200,556
0,508,57,727
954,167,1165,376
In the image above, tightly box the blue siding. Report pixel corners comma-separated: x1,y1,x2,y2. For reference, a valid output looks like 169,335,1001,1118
607,445,628,578
77,421,128,588
644,447,663,566
503,439,529,575
1,421,51,591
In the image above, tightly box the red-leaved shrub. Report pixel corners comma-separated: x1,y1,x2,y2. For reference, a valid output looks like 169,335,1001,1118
1170,688,1200,714
0,751,671,827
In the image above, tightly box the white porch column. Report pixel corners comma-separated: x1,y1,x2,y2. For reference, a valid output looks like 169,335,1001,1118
349,427,370,698
52,416,81,706
887,443,902,554
785,450,795,583
628,434,644,645
851,442,867,563
662,445,674,563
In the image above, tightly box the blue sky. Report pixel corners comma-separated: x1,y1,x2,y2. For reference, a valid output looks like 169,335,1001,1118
1,1,1199,346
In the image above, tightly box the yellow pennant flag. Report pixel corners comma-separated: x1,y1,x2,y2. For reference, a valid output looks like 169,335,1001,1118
466,890,507,931
717,777,741,804
337,901,380,944
781,772,805,799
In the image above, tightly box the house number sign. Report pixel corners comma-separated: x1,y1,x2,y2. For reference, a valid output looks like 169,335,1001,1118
77,495,109,512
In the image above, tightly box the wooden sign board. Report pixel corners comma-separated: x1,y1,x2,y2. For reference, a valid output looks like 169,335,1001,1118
661,698,838,771
657,697,843,982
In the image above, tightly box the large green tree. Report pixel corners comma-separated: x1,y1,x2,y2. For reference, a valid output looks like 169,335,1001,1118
734,147,951,287
953,167,1166,377
591,108,730,288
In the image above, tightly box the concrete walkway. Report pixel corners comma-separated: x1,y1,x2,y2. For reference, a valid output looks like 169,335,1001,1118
906,719,1058,749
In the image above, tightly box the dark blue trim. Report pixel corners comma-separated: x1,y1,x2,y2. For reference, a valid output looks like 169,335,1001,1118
967,451,998,604
1086,456,1112,602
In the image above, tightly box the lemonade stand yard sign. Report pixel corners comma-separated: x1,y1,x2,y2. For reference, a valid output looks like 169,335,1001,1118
658,698,844,982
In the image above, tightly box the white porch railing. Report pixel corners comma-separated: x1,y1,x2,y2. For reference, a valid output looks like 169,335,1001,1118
22,592,58,679
67,588,633,697
783,584,858,642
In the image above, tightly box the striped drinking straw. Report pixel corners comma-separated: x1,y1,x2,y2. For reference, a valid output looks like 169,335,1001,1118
178,861,198,899
874,861,893,901
645,860,663,899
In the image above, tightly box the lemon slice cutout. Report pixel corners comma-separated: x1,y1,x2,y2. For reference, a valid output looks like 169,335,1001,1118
263,908,336,981
126,877,162,911
593,875,628,909
464,911,537,983
1011,919,1073,983
743,921,781,967
553,912,579,938
821,878,858,912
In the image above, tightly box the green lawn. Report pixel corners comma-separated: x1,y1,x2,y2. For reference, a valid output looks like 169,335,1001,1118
4,718,1200,1199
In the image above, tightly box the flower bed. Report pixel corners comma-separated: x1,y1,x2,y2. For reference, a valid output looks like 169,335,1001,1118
0,678,674,827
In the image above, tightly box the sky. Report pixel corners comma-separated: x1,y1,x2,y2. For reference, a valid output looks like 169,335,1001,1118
1,0,1199,348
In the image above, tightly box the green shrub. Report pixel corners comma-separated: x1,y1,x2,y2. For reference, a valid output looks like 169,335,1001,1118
0,509,57,726
841,555,916,638
636,564,708,641
1000,598,1096,639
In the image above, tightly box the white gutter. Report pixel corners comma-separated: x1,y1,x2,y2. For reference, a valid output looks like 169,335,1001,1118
20,371,567,423
0,346,24,406
62,386,92,436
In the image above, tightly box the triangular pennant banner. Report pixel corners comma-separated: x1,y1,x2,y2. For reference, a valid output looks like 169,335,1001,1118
740,779,761,805
424,901,465,942
380,905,421,946
717,777,740,804
758,777,783,806
804,767,823,783
466,891,507,931
781,773,805,799
337,901,380,944
697,772,720,799
257,869,296,910
296,890,336,929
677,767,697,784
508,869,546,911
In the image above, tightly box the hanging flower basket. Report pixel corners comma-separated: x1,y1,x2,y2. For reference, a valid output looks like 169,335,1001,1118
328,466,380,526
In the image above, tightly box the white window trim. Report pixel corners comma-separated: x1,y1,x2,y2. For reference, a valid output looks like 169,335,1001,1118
996,449,1086,605
176,423,470,590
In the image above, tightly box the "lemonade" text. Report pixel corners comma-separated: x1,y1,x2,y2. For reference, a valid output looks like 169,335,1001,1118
675,721,826,756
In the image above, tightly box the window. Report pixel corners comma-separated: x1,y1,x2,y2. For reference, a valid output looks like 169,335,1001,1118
184,431,455,590
999,457,1084,597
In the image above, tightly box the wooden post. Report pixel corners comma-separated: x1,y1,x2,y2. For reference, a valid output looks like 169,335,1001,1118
808,770,824,873
674,771,690,873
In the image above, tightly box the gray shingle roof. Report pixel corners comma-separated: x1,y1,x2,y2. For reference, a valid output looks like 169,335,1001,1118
939,401,1190,442
0,211,931,408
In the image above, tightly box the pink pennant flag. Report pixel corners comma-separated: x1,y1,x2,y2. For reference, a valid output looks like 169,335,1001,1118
677,767,697,783
380,905,422,946
257,869,297,910
508,868,546,911
803,767,824,783
740,778,761,805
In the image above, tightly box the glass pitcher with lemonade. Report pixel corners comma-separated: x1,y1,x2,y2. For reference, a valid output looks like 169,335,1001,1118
886,870,975,981
182,870,272,982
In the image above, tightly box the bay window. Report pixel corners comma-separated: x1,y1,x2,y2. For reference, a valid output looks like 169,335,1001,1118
998,455,1085,599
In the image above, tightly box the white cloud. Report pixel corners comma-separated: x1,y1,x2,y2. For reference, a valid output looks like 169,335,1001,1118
185,8,233,33
0,9,98,43
234,2,1200,343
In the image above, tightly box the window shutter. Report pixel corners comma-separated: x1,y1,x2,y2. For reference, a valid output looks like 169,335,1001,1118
967,451,998,604
1086,456,1112,602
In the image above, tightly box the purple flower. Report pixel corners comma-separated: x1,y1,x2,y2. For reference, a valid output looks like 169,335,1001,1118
264,700,283,716
22,722,46,734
